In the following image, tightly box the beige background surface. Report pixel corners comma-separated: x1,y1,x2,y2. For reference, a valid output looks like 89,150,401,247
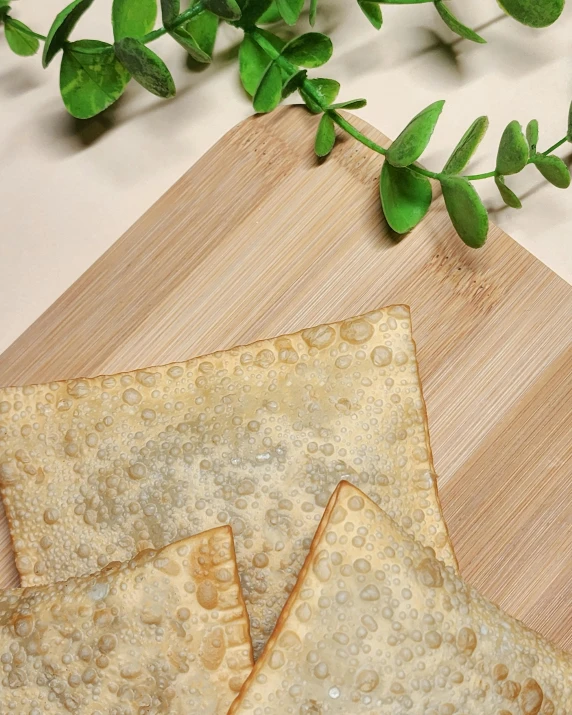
0,0,571,353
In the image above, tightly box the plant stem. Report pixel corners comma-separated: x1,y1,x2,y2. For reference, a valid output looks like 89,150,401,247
248,26,569,187
142,3,205,44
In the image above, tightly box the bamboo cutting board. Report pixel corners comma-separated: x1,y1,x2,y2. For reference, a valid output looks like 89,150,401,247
0,106,571,650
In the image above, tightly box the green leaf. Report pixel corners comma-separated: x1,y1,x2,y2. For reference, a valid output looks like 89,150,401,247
60,39,130,119
257,1,282,22
380,162,433,234
440,176,489,248
169,25,211,62
282,33,333,68
300,78,340,113
387,100,445,168
275,0,303,25
114,37,175,97
567,101,572,142
185,11,218,57
532,154,571,189
253,61,282,113
282,68,307,98
526,119,539,154
434,0,486,43
495,176,522,208
315,113,336,157
358,0,383,29
43,0,95,67
330,98,367,110
112,0,157,41
161,0,180,26
236,0,272,27
4,17,39,56
379,0,432,3
309,0,318,25
239,30,284,96
496,120,529,175
203,0,241,20
497,0,564,28
443,116,489,174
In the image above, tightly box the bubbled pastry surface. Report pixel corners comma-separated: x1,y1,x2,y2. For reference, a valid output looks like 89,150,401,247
0,526,253,714
0,306,454,657
229,483,572,714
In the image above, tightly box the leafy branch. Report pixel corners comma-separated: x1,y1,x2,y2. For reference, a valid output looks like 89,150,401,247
1,0,570,248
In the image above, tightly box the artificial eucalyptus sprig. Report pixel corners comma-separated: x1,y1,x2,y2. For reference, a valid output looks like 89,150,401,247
1,0,570,248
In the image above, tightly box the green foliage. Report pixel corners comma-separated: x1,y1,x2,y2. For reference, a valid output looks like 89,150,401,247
112,0,157,41
282,68,307,97
202,0,241,21
282,33,332,68
315,113,336,157
236,0,272,27
496,120,528,175
495,176,522,209
309,0,318,26
161,0,180,27
380,162,432,234
114,37,176,97
186,11,219,57
60,40,130,118
433,1,485,43
257,1,282,23
330,99,367,110
532,155,571,189
43,0,94,67
358,1,383,30
300,78,340,113
169,24,211,62
443,117,489,175
387,100,444,168
497,0,564,28
253,61,282,112
567,101,572,143
441,176,489,248
4,17,39,56
239,30,283,95
275,0,303,25
526,119,539,155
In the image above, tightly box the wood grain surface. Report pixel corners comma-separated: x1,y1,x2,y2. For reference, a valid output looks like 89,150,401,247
0,106,571,649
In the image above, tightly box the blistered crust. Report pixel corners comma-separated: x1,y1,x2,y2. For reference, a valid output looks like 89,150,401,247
0,306,453,656
0,525,253,713
230,483,572,714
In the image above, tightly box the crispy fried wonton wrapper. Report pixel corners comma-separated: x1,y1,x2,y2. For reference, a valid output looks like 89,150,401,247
0,307,453,656
229,482,572,714
0,526,252,713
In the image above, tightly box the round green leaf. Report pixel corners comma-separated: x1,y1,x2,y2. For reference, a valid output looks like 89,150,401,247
202,0,241,19
275,0,303,25
497,0,564,28
495,176,522,208
282,68,307,98
282,33,333,68
440,176,489,248
114,37,175,97
315,113,336,157
60,39,130,119
532,154,571,189
380,162,433,234
236,0,272,27
239,30,284,96
443,116,489,174
526,119,539,154
434,1,486,43
169,25,211,62
185,11,219,57
253,61,282,113
257,1,282,23
358,0,383,29
161,0,180,26
387,100,445,168
112,0,157,41
43,0,95,68
300,78,340,113
4,17,39,56
330,98,367,110
496,120,529,175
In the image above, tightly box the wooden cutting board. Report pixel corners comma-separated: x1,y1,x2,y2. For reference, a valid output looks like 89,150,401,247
1,105,571,650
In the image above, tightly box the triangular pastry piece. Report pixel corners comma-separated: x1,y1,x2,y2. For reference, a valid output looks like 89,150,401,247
0,526,253,713
230,482,572,714
0,307,453,655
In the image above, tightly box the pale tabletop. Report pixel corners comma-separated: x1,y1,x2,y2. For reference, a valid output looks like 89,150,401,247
1,1,572,351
